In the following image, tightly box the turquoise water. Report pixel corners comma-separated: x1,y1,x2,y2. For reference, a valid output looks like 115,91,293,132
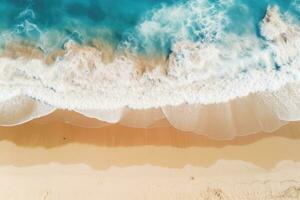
0,0,298,56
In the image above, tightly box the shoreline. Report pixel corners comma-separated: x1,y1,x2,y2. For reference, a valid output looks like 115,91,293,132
0,83,297,139
1,116,300,169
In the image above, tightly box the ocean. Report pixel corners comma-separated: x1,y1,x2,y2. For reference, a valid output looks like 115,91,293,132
0,0,297,56
0,0,300,126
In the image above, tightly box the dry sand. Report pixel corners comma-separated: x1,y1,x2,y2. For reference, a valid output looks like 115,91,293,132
0,111,300,199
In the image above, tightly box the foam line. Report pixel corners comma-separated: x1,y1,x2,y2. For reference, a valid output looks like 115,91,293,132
1,5,300,138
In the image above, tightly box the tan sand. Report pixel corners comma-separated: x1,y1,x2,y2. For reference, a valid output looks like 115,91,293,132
0,111,300,199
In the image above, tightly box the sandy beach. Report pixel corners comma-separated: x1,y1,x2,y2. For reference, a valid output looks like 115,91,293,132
1,1,300,199
0,111,300,199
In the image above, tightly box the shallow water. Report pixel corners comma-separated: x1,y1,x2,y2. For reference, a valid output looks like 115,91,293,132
0,0,297,56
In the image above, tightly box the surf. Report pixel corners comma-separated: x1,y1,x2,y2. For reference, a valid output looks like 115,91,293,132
1,0,300,138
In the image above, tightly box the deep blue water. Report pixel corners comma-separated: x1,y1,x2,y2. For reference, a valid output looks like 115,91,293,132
0,0,298,56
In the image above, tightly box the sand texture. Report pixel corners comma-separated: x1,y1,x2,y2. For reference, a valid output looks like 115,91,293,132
0,114,300,199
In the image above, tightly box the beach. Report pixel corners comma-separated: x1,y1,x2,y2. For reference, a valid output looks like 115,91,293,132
1,0,300,199
0,111,300,199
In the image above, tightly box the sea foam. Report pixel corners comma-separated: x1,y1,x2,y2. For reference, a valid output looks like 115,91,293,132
1,2,300,138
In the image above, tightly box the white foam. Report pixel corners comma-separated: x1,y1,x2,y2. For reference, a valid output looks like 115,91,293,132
0,95,54,126
1,5,300,138
126,0,230,52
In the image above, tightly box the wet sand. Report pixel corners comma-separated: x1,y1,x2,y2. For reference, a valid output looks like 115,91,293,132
1,111,300,199
0,111,300,169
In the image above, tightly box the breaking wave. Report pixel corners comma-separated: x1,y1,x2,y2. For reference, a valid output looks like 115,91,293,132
1,0,300,138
